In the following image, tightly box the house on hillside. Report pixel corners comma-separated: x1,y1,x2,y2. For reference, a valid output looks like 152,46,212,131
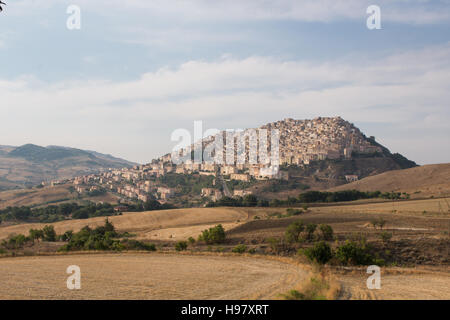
345,175,359,182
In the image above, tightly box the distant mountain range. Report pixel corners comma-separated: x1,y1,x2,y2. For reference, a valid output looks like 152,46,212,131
0,144,137,191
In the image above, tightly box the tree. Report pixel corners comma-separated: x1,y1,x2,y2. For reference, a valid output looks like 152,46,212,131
104,218,115,233
285,221,305,243
379,231,392,243
303,241,333,264
306,223,317,241
319,224,334,241
335,240,374,265
29,228,44,242
42,225,57,242
242,194,258,207
198,224,226,244
175,241,188,251
60,230,74,242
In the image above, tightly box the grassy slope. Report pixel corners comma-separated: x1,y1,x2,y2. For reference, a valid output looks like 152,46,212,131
329,163,450,198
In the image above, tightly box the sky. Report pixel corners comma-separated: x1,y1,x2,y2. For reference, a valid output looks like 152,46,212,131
0,0,449,165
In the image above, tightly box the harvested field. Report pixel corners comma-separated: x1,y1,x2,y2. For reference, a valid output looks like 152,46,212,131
0,185,73,209
228,198,450,243
329,163,450,199
312,197,450,217
337,268,450,300
0,207,249,241
0,253,306,300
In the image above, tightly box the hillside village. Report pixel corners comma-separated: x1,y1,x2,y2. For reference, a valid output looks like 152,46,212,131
59,117,384,205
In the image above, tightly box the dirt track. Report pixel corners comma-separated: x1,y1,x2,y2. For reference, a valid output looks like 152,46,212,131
0,253,306,300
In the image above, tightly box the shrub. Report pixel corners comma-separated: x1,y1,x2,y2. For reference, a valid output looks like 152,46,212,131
335,240,374,265
286,208,302,216
175,241,188,251
198,224,226,244
302,241,333,264
281,276,333,300
59,230,74,242
187,237,196,245
319,224,334,241
379,231,392,243
285,221,305,243
371,217,386,230
232,244,247,254
3,234,30,249
120,239,156,251
305,223,317,241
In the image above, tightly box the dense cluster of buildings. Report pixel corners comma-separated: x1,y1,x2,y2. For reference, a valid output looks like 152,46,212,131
272,117,382,165
66,117,375,203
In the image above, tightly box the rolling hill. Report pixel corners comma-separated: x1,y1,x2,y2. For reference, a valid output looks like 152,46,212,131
0,144,137,191
329,163,450,198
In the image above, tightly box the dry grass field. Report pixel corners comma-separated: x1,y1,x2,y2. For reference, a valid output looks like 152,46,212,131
0,207,249,241
312,197,450,217
0,184,120,210
0,253,306,300
330,163,450,199
336,268,450,300
228,198,450,242
0,199,448,300
0,185,74,209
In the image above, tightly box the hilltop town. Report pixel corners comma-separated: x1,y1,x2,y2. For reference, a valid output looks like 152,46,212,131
57,117,401,207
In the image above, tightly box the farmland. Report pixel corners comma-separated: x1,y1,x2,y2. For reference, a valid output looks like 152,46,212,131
0,198,448,300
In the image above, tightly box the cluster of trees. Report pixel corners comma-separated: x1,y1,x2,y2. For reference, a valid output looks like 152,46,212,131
0,199,176,224
270,221,382,266
1,225,58,250
206,195,264,207
123,200,175,212
297,190,409,203
157,173,215,195
0,202,116,223
0,219,157,254
285,221,334,244
225,179,256,192
206,189,410,208
262,180,310,193
58,219,156,252
284,221,384,265
303,239,378,266
69,203,116,219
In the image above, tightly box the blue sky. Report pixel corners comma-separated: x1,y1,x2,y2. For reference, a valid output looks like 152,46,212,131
0,0,449,164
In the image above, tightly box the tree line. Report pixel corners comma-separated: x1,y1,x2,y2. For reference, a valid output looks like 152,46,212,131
206,190,410,208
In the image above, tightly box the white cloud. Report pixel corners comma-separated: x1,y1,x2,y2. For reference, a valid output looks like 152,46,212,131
0,44,449,164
